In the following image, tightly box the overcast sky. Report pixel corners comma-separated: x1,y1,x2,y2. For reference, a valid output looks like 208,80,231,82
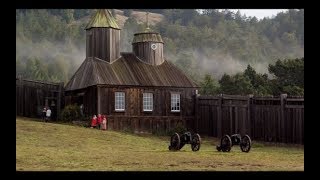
228,9,288,20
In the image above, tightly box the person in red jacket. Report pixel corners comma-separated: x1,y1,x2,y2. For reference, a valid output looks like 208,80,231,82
91,115,97,128
97,114,102,129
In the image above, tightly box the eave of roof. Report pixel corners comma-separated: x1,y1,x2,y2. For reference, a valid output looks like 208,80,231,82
132,32,163,44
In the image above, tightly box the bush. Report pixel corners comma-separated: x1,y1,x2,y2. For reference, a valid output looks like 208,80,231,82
80,114,91,122
158,123,188,136
60,104,81,122
167,122,187,136
151,122,187,136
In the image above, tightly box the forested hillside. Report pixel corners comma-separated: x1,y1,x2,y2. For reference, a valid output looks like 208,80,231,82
16,9,304,95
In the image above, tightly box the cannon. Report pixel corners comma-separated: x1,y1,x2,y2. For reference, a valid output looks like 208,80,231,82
168,132,201,151
216,134,252,152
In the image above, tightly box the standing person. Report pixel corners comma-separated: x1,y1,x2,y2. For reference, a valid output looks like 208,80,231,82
80,104,84,117
101,115,107,130
97,114,102,129
46,107,52,122
42,107,47,121
91,115,97,128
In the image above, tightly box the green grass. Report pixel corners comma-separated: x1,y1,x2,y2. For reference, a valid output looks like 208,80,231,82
16,116,304,171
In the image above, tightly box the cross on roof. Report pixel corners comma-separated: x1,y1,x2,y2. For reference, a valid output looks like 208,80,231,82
145,12,150,32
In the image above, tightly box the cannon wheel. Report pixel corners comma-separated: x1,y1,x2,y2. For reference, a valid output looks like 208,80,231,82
221,135,232,152
240,135,251,152
191,133,201,151
169,133,181,151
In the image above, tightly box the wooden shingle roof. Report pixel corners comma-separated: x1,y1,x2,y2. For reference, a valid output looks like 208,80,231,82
65,53,198,91
132,32,164,44
85,9,120,30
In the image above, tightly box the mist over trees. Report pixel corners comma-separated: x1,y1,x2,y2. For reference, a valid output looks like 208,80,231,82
16,9,304,95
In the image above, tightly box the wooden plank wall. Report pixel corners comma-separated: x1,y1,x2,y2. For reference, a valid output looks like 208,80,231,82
96,86,197,133
65,86,98,117
195,94,304,144
196,96,219,136
284,98,304,144
86,28,120,63
16,78,64,120
97,86,196,116
251,98,281,142
107,115,194,134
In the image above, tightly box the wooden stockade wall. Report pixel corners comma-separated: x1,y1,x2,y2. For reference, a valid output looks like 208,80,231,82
195,94,304,144
16,77,64,120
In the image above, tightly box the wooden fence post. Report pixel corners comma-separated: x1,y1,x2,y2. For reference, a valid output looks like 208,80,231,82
248,94,253,137
280,94,287,142
56,82,63,120
217,94,222,138
17,76,23,116
97,86,101,115
19,76,24,116
194,93,199,132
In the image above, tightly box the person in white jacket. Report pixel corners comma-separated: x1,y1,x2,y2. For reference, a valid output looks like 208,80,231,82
46,107,52,122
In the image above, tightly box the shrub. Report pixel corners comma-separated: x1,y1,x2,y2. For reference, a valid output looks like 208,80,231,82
151,121,187,136
166,122,187,136
60,104,81,122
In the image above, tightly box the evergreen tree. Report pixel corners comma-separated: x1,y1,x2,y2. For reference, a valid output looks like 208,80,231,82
199,74,220,95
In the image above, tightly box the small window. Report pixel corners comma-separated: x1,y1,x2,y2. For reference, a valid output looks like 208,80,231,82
115,92,125,111
171,93,180,112
143,93,153,111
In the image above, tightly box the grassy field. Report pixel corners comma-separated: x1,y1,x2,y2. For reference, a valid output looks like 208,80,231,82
16,117,304,171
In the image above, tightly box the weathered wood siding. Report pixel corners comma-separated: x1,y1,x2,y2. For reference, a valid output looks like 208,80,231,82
16,78,64,120
195,94,304,144
86,28,120,63
65,86,97,117
132,42,164,65
96,86,197,133
107,116,194,134
251,97,281,143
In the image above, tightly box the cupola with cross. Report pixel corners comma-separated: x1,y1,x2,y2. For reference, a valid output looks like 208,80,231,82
132,12,164,65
